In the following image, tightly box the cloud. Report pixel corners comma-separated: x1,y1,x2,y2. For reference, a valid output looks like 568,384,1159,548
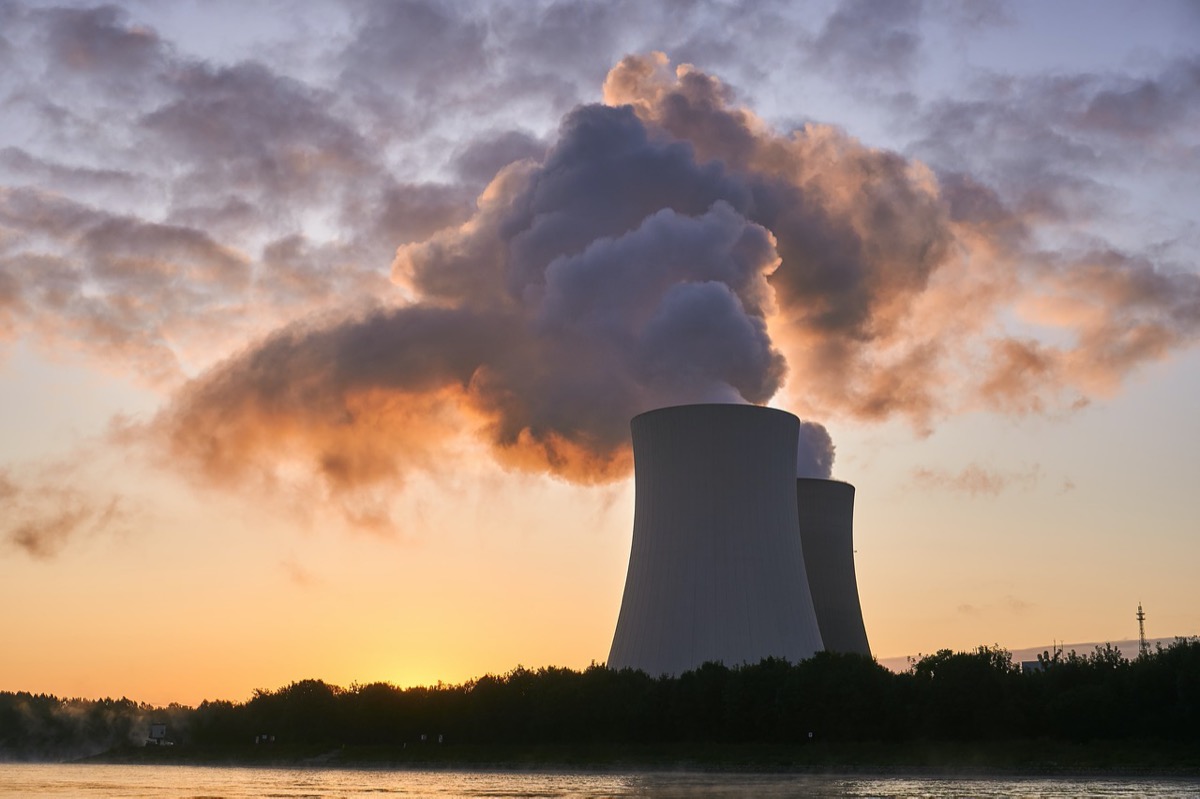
452,130,548,186
142,59,378,211
0,0,489,381
2,3,1198,547
159,157,787,501
36,3,167,91
957,594,1032,617
0,466,127,559
149,96,791,513
280,556,322,589
1003,594,1033,614
909,55,1200,224
911,463,1042,497
810,0,923,82
0,186,255,384
992,248,1200,404
0,147,139,192
606,54,1200,426
339,0,489,111
145,53,1200,527
1077,57,1200,141
605,54,963,428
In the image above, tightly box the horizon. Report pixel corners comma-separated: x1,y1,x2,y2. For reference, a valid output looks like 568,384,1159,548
2,0,1198,707
6,632,1195,705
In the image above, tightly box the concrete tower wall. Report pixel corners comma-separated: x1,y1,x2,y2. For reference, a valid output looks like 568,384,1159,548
608,404,824,676
795,478,871,657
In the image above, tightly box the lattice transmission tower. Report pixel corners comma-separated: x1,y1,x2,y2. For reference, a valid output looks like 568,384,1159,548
1137,602,1149,658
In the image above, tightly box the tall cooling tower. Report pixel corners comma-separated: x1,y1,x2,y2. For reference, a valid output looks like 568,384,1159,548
607,404,824,676
795,478,871,657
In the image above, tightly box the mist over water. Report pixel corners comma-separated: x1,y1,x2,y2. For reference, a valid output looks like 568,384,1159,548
2,764,1198,799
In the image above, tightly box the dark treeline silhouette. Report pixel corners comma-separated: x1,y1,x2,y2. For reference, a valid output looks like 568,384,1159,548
0,693,188,762
3,639,1197,760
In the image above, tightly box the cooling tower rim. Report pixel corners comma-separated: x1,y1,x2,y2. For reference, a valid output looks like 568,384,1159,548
632,402,798,425
796,477,855,489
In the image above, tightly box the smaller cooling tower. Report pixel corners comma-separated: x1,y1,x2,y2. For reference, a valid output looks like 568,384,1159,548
795,478,871,657
608,404,824,676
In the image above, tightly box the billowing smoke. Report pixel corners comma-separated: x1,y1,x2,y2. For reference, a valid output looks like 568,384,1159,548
160,101,787,493
158,54,1200,522
796,422,836,480
603,54,1200,428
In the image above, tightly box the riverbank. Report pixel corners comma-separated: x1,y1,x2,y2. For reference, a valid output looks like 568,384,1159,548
82,739,1200,777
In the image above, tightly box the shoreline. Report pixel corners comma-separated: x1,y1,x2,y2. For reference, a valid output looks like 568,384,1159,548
76,740,1200,778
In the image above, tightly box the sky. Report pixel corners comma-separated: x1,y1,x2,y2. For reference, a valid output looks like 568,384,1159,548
1,0,1198,706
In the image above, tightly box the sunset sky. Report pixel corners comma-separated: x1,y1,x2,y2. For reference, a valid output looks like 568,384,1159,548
2,0,1198,706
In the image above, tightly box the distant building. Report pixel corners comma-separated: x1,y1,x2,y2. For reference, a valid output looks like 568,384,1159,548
147,723,168,745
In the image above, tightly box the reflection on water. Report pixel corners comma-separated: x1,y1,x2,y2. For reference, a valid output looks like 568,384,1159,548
0,764,1198,799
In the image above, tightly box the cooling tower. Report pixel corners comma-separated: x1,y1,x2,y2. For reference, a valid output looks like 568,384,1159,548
607,404,824,676
795,478,871,657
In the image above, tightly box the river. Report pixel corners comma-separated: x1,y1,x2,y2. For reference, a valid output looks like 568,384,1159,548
2,764,1199,798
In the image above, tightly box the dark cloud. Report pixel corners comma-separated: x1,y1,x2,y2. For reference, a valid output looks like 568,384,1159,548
606,54,958,427
0,0,479,378
912,90,1109,230
0,24,13,68
909,57,1200,229
497,0,626,74
488,0,627,95
0,147,138,192
0,187,261,382
353,179,474,250
158,304,508,491
398,103,751,306
607,55,1200,428
165,196,261,238
452,130,548,186
341,0,489,103
932,0,1014,31
153,53,1200,521
161,103,790,503
143,60,375,202
35,3,166,89
1077,57,1200,140
1,0,1197,547
810,0,923,82
335,0,500,137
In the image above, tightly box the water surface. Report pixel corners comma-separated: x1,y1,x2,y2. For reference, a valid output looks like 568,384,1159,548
1,764,1198,798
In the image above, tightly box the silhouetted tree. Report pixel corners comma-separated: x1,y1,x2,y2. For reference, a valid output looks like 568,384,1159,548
5,638,1199,758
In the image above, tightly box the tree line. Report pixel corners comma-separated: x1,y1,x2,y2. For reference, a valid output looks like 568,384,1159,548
2,638,1197,760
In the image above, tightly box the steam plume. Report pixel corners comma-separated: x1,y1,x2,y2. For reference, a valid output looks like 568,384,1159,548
796,422,836,479
156,55,1199,522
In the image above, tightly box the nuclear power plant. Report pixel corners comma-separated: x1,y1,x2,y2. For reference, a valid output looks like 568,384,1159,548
796,478,871,657
608,404,870,676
